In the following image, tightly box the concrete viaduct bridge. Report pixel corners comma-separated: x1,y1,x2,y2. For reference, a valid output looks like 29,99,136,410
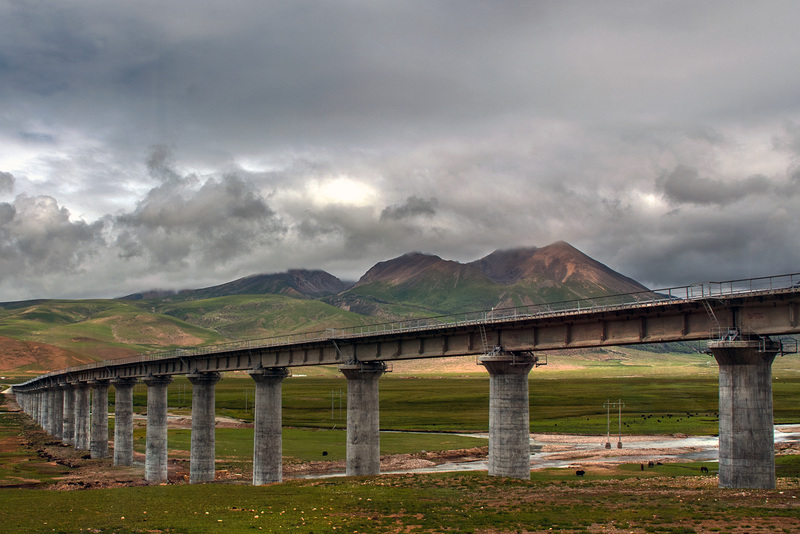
10,273,800,489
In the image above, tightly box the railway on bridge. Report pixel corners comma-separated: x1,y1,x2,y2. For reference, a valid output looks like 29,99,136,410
10,273,800,489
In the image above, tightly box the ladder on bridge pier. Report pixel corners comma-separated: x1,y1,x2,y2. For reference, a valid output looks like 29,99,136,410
476,322,546,367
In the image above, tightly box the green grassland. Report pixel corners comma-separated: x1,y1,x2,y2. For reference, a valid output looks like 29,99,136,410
3,355,800,533
1,469,799,533
132,427,486,466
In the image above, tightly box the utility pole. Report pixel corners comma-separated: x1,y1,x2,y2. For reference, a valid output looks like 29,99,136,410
604,399,625,449
331,389,344,421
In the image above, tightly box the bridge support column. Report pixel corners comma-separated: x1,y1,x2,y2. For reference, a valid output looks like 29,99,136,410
187,372,222,484
89,380,110,459
144,375,173,484
340,362,386,476
36,391,42,423
480,354,535,479
51,386,64,440
709,339,780,489
112,378,137,466
34,391,42,425
250,368,289,485
62,384,75,446
39,389,50,433
74,382,91,451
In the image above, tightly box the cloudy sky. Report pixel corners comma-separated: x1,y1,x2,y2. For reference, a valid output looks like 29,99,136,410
2,1,800,301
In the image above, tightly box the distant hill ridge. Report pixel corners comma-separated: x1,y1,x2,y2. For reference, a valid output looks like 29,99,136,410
338,241,648,314
0,241,659,373
122,269,352,301
122,241,647,308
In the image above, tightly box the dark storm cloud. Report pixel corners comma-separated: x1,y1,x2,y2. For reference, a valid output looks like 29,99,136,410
0,195,105,279
114,148,285,267
380,196,439,221
658,165,770,206
0,172,13,194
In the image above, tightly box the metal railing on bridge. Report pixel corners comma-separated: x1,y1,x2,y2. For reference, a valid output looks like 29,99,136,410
20,272,800,386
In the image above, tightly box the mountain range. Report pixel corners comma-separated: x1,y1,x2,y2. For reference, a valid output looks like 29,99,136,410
0,241,653,373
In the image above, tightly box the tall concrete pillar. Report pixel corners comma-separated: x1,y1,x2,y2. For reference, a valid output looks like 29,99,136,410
340,362,386,476
480,354,535,479
62,383,75,446
89,380,110,459
74,382,91,451
51,386,64,440
112,378,137,466
249,368,289,485
34,391,42,424
144,375,173,483
39,389,50,432
709,338,781,489
187,372,222,484
31,391,39,424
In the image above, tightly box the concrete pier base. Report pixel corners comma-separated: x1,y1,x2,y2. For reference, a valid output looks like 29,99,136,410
187,372,222,484
144,375,173,484
480,354,535,479
74,382,91,451
62,384,75,446
112,378,137,466
709,339,780,489
250,368,289,485
340,362,386,477
89,380,110,459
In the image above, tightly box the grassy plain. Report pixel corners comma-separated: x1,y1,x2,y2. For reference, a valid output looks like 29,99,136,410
1,469,799,533
2,351,800,532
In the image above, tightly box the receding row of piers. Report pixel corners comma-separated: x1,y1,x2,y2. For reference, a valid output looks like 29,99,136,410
14,358,534,485
12,341,781,489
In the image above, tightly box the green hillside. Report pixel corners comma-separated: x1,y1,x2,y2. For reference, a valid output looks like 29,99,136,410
0,300,223,359
342,277,502,315
0,243,707,374
152,294,375,339
0,294,377,371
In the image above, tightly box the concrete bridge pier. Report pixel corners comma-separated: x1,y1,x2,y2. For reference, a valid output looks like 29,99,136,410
50,386,64,440
32,391,41,425
62,383,75,446
187,372,222,484
250,367,289,485
480,353,536,479
39,389,50,433
709,339,781,489
144,375,173,484
74,382,91,451
340,362,387,477
39,390,46,427
45,388,55,435
39,389,49,433
112,378,138,466
89,380,110,459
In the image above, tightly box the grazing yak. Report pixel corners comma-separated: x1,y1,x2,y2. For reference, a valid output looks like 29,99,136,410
575,470,586,476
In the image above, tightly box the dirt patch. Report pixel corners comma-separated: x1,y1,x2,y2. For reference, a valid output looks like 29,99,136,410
0,335,92,372
283,446,488,477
